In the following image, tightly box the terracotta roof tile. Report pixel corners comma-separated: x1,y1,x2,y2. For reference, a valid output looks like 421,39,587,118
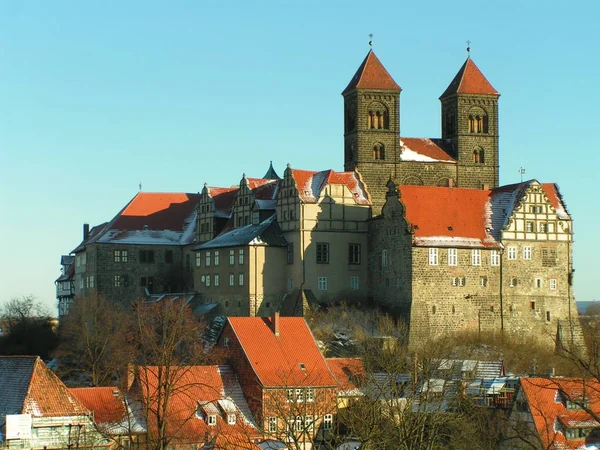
227,316,337,388
440,58,499,98
70,387,126,425
326,358,365,393
520,378,600,449
247,178,279,201
290,169,370,205
342,50,401,94
399,138,456,163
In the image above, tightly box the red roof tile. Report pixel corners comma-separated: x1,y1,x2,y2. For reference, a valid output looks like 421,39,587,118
227,316,337,388
398,186,499,248
399,138,456,163
70,387,126,425
207,187,238,216
290,169,370,205
342,50,401,94
542,183,570,220
520,378,600,449
326,358,365,393
440,58,499,98
247,178,279,200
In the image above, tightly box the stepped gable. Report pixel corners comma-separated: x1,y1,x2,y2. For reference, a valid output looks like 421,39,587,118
399,138,456,163
290,169,370,205
342,49,401,94
74,192,202,247
227,316,337,388
398,185,499,248
440,57,499,98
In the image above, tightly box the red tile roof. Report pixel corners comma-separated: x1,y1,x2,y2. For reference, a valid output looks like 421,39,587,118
227,316,338,388
342,50,401,94
440,58,499,98
326,358,365,393
520,378,600,449
399,138,456,163
135,365,258,446
207,186,238,216
247,178,279,200
290,168,370,205
398,185,499,248
542,183,570,220
70,387,126,426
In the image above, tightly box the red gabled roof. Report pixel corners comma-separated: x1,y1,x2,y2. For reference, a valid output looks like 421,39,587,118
398,185,499,248
227,316,337,388
541,183,570,220
113,192,202,231
342,50,401,94
290,168,370,205
247,178,279,200
70,387,127,425
326,358,365,393
208,187,238,216
440,58,499,98
399,138,456,163
520,378,600,449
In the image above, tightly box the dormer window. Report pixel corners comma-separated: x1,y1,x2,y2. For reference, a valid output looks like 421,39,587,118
208,415,217,426
227,413,236,425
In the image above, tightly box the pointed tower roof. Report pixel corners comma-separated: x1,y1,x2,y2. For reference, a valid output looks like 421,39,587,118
263,161,281,180
342,50,401,95
440,58,499,98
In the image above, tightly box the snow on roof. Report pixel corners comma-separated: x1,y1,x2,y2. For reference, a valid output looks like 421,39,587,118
290,168,370,205
399,138,456,163
193,216,286,250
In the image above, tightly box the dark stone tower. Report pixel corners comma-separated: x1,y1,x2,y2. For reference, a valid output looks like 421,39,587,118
343,50,402,209
440,58,500,188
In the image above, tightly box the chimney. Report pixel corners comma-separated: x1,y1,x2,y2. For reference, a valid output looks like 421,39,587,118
482,183,490,190
83,223,90,240
448,179,454,188
272,312,280,337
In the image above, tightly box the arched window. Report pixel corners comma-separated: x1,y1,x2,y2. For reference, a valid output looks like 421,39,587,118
472,147,485,164
373,143,385,160
468,107,489,134
367,102,389,130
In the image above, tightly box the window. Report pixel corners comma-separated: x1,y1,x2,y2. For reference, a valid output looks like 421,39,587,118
139,250,155,263
305,415,314,431
306,388,314,402
452,277,466,287
373,143,385,160
350,276,359,291
490,250,500,266
550,279,557,290
295,415,303,431
542,248,557,267
238,249,244,265
205,275,211,287
114,250,128,263
229,273,234,286
480,276,488,287
471,249,481,266
238,273,244,286
140,277,154,292
196,252,201,267
318,277,327,291
89,276,94,288
429,248,439,266
114,275,121,287
447,248,458,266
539,222,548,233
535,278,542,288
205,251,211,267
295,388,303,402
507,247,517,260
509,277,518,287
165,250,173,264
546,311,551,322
526,222,534,232
283,242,293,264
287,277,293,291
530,300,536,310
227,414,236,425
523,246,532,260
208,415,217,426
214,251,220,266
80,278,84,289
229,250,235,265
86,276,90,288
286,389,294,402
214,274,220,287
472,148,485,163
268,417,277,433
323,414,333,431
348,243,361,265
382,249,388,267
81,253,87,265
316,243,329,264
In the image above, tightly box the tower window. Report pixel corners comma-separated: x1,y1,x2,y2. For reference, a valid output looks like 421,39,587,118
373,143,385,160
468,108,489,134
367,103,389,129
472,148,485,164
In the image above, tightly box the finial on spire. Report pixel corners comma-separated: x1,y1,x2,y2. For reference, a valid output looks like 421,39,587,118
466,40,471,57
369,34,373,48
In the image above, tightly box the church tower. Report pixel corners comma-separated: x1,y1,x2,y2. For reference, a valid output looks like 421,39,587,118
440,57,500,189
342,50,401,208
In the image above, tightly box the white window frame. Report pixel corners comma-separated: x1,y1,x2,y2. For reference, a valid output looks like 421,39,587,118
287,277,293,291
318,277,328,291
382,249,388,267
214,274,220,287
447,248,457,266
471,249,481,266
195,252,201,267
507,247,517,260
305,415,314,431
429,248,439,266
306,388,314,402
214,250,220,266
523,246,532,260
238,249,244,265
205,251,211,267
323,414,333,431
238,273,244,286
350,276,359,291
206,275,211,287
268,417,277,433
227,413,236,425
550,279,557,290
491,250,500,266
229,273,234,286
229,250,235,265
208,415,217,426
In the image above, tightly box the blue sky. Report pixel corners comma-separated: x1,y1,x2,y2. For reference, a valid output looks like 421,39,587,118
1,1,598,312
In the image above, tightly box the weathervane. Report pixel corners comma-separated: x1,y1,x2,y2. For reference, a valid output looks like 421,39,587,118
518,167,526,182
139,182,142,191
369,34,373,48
466,40,471,56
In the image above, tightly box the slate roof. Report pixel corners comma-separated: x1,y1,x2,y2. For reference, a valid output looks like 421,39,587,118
263,161,281,180
399,138,456,163
290,168,370,205
72,192,201,249
520,377,600,449
227,316,338,388
342,50,401,94
193,216,286,250
440,57,499,98
0,356,90,433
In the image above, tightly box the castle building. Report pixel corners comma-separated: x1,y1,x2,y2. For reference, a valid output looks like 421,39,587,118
343,50,500,210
